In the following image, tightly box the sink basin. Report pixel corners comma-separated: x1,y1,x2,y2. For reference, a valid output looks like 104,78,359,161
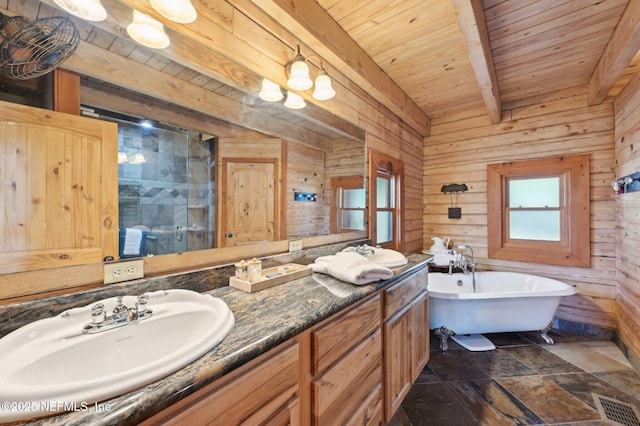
0,289,234,422
366,247,408,268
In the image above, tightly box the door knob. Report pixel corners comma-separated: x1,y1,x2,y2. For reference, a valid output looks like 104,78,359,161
226,232,233,238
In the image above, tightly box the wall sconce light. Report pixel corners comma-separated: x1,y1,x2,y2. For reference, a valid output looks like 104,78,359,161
53,0,107,22
612,172,640,194
284,45,336,103
258,79,284,102
130,153,146,164
284,91,306,109
150,0,197,24
127,10,170,49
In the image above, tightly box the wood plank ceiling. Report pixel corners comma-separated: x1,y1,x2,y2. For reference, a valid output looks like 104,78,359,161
5,0,640,135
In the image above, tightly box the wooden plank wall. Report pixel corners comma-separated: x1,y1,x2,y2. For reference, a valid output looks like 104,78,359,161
614,75,640,359
286,143,327,239
423,87,617,330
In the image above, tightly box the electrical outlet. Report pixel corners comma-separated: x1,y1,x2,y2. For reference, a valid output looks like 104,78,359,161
288,240,303,252
104,259,144,284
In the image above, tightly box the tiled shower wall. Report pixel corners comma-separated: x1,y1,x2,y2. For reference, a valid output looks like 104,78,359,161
117,121,215,255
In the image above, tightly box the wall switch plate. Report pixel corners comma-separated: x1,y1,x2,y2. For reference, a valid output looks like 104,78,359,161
288,240,303,252
104,259,144,284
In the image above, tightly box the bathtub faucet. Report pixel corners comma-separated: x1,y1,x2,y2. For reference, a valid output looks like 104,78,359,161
456,245,476,292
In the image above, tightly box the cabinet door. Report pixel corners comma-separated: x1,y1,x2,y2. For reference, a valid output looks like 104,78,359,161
411,291,430,382
383,302,413,421
0,101,118,274
312,330,382,425
142,341,299,426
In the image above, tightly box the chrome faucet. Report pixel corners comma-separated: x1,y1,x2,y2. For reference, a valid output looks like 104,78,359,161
354,245,375,256
82,294,153,334
455,245,476,292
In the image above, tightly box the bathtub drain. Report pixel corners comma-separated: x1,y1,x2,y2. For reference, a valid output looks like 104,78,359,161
593,393,640,426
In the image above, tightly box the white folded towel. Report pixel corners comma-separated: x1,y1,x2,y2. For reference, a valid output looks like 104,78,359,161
311,251,394,285
432,251,458,266
123,228,143,256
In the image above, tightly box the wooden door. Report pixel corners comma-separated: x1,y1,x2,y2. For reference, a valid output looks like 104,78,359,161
221,159,277,247
0,101,118,274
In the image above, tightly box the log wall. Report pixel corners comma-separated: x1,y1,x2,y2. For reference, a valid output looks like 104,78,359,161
424,87,617,330
614,74,640,359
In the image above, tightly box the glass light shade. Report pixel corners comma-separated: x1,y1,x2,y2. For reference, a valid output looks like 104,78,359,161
130,153,146,164
284,92,306,109
127,11,170,49
53,0,107,22
287,57,313,91
117,152,128,163
312,72,336,100
150,0,197,24
258,79,283,102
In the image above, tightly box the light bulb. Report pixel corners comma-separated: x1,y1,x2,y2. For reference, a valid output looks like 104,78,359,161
53,0,107,22
127,11,170,49
284,92,306,109
150,0,197,24
258,79,283,102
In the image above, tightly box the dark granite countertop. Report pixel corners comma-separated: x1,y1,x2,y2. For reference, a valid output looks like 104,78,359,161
8,253,428,426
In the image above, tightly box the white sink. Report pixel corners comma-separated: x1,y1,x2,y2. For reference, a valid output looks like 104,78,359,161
0,289,234,422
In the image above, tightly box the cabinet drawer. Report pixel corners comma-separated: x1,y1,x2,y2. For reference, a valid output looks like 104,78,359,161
384,268,427,318
311,294,381,375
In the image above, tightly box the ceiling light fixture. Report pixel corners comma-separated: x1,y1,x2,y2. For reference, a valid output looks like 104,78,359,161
127,10,170,49
53,0,107,22
284,91,306,109
150,0,197,24
258,78,284,102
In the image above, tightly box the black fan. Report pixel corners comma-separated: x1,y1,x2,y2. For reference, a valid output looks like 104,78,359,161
0,12,79,80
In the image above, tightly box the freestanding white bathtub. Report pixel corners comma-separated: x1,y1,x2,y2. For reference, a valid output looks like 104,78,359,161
428,271,575,351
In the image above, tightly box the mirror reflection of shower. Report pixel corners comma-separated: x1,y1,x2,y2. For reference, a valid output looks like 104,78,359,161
81,106,216,258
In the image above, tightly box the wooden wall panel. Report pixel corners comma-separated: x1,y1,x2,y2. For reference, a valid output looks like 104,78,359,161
614,76,640,360
424,87,617,330
286,143,328,239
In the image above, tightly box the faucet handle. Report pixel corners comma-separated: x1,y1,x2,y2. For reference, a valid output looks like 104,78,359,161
137,293,149,307
91,303,105,323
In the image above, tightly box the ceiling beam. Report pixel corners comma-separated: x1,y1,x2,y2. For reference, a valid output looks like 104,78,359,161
451,0,501,124
243,0,431,136
588,0,640,105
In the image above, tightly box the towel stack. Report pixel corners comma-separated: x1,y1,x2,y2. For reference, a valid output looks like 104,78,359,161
311,251,394,285
123,228,143,256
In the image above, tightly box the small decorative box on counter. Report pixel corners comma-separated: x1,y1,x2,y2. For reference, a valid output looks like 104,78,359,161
229,263,312,293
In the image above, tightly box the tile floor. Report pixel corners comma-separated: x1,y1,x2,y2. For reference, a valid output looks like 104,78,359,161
390,329,640,425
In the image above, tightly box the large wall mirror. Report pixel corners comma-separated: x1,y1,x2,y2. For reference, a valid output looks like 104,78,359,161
0,2,367,300
79,77,367,260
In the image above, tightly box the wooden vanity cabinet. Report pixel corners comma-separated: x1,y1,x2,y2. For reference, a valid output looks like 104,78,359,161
141,340,300,426
383,268,429,422
307,293,383,425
